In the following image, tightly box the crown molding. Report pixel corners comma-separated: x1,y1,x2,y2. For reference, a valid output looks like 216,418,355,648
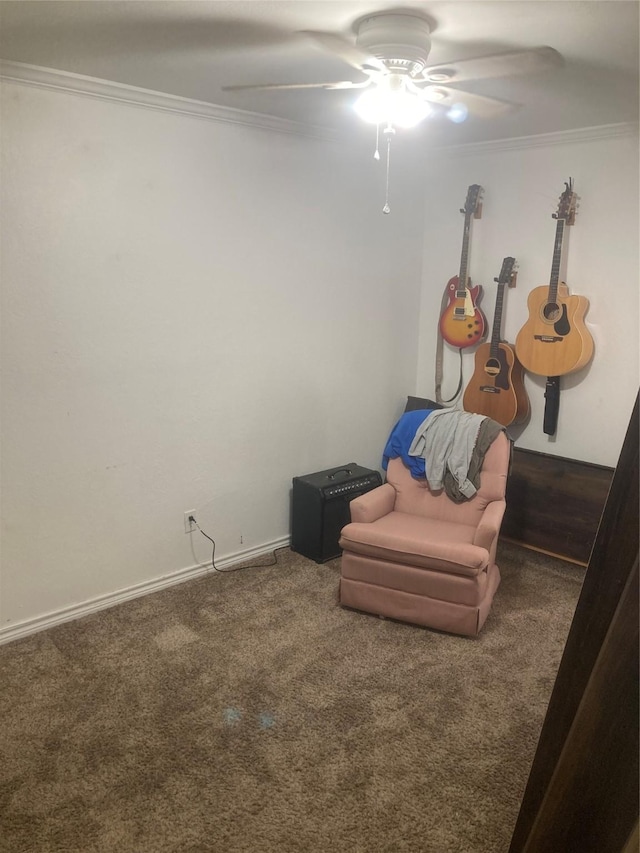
2,60,636,154
434,121,639,157
0,60,342,143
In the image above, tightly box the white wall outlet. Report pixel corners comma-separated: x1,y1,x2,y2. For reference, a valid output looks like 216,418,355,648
184,510,197,534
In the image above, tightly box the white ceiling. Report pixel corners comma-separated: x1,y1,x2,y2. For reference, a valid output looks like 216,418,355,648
1,1,638,146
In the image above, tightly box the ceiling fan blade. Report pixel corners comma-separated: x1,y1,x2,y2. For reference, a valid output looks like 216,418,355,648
299,30,387,74
422,46,563,84
222,80,366,92
420,86,517,117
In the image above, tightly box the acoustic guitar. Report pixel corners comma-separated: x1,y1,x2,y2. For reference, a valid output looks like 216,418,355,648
463,257,530,427
515,180,594,377
438,184,487,348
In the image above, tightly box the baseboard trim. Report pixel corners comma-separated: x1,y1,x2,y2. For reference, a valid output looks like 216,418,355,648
0,535,290,646
500,537,588,568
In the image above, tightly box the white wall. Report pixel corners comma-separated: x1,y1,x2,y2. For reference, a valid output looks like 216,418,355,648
416,129,639,466
0,79,426,634
2,72,637,641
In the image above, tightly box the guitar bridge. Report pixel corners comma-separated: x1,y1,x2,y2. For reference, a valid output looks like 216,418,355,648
534,335,563,343
479,386,500,394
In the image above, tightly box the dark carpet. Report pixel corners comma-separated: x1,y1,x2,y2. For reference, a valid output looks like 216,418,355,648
0,541,583,853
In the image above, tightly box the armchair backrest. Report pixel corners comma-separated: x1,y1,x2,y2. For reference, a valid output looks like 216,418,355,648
385,430,510,528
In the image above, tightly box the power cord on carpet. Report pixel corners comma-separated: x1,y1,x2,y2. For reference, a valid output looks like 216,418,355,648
190,517,287,573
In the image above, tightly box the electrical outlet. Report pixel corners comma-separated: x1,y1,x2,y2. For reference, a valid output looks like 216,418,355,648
184,510,197,534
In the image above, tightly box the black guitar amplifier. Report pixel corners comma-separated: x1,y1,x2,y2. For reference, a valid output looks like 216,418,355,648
291,463,383,563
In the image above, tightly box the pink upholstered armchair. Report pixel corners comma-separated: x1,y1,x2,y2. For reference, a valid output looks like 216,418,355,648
338,430,510,636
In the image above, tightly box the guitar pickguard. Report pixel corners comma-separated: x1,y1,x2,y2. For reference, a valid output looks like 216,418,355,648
554,304,570,336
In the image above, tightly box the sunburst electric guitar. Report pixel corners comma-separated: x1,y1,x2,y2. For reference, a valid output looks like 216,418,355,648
438,184,487,348
515,180,594,378
463,257,530,427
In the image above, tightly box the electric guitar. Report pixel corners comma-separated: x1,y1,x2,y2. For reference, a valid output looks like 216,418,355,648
463,257,530,427
515,180,594,377
438,184,487,348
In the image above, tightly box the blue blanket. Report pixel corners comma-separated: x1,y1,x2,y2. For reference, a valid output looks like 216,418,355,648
382,409,434,478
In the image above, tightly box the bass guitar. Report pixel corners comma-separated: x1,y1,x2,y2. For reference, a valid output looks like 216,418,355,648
515,179,594,377
438,184,487,348
463,256,530,427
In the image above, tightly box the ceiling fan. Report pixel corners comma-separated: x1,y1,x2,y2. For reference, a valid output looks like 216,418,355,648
222,11,563,128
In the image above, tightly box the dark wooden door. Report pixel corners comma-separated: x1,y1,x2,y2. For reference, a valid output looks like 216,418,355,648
509,393,639,853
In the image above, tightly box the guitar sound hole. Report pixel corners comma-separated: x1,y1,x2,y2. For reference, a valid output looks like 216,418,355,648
485,358,500,376
542,302,561,322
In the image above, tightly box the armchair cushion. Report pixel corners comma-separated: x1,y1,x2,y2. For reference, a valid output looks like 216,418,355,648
339,512,487,577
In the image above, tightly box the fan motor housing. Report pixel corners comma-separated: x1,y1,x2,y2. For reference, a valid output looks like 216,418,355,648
355,13,432,74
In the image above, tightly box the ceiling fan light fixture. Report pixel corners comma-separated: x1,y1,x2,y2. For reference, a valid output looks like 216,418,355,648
354,86,432,128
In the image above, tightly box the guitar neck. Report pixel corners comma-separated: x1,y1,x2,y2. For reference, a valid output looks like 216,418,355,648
548,218,566,302
489,284,506,357
457,215,473,294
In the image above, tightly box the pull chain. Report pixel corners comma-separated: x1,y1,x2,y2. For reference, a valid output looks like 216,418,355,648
383,122,395,214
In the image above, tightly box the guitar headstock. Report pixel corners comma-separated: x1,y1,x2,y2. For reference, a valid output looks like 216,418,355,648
494,256,518,288
460,184,483,220
553,178,577,225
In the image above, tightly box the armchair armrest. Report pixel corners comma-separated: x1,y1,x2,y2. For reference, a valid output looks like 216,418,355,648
473,499,507,551
349,483,395,524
